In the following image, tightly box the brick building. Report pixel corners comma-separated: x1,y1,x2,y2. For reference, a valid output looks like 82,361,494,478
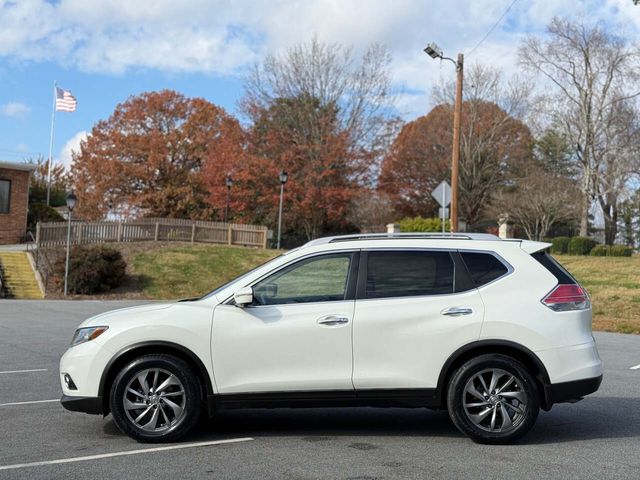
0,161,36,244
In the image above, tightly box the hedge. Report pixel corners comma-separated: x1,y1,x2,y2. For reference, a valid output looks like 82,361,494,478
567,237,597,255
609,245,633,257
398,216,450,233
551,236,570,254
54,245,126,294
590,245,609,257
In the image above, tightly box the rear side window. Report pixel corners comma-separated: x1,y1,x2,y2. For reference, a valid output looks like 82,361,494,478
460,252,509,287
365,251,454,299
531,251,576,285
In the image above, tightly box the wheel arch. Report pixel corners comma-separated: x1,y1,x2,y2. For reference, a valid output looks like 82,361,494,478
437,340,552,410
99,341,214,415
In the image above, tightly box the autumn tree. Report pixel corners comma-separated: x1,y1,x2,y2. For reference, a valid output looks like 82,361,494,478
520,17,640,238
378,107,451,218
380,99,532,226
204,94,357,242
72,90,243,220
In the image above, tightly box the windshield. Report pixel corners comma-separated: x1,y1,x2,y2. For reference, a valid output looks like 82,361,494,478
199,254,285,300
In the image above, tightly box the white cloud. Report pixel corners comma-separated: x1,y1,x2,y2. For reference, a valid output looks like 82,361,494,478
58,130,88,169
1,101,30,119
0,0,638,117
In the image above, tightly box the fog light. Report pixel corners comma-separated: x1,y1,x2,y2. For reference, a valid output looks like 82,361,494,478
63,373,77,390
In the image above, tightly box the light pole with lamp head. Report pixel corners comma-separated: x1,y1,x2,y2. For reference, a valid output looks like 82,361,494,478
225,176,233,223
424,42,463,232
277,170,288,249
63,191,77,296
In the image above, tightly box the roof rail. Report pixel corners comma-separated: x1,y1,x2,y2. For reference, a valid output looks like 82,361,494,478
303,232,500,247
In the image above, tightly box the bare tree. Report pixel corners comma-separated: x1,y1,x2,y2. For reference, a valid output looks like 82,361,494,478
346,190,396,233
519,17,640,237
242,37,399,183
496,168,580,241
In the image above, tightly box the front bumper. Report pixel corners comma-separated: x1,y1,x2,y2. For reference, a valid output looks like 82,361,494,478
543,374,602,410
60,395,103,415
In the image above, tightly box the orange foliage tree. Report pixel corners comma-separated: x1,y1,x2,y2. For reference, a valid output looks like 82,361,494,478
203,95,359,241
72,90,243,220
380,100,533,227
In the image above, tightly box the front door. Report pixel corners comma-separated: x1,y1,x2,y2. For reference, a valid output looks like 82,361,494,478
212,252,358,394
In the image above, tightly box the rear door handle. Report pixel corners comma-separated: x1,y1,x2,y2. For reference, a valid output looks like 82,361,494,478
441,307,473,317
317,315,350,326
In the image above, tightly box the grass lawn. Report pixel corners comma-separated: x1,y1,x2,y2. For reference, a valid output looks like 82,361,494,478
132,244,280,299
555,255,640,334
129,244,639,334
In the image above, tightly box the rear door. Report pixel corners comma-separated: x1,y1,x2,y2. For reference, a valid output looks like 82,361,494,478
352,249,485,389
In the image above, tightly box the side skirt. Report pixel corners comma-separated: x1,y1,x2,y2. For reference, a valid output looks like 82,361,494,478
208,388,441,413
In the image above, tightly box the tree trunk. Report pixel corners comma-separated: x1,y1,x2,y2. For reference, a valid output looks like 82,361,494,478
579,190,590,237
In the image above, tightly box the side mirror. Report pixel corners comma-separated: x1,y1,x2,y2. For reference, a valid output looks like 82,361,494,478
233,286,254,307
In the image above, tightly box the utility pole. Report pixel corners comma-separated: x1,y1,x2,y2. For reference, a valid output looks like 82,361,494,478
451,53,463,232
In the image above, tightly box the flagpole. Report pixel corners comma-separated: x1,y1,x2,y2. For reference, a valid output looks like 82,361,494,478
46,81,57,206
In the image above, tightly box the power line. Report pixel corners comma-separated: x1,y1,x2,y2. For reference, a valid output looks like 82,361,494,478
467,0,519,57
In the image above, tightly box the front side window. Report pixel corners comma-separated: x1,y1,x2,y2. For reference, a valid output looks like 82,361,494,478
253,253,353,305
365,251,454,299
0,179,10,214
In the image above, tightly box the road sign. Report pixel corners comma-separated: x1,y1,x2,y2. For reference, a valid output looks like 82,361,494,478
438,208,449,218
432,181,451,207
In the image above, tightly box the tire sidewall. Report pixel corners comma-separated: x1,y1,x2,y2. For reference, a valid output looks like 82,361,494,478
110,354,201,442
447,354,540,444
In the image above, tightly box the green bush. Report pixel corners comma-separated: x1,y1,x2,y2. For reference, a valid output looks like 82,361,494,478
27,203,64,233
609,245,633,257
590,245,609,257
54,245,126,294
398,216,450,233
568,236,597,256
551,236,570,254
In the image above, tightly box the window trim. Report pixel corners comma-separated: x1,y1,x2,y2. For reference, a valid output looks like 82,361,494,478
355,248,461,301
223,250,360,307
457,249,514,289
0,178,10,214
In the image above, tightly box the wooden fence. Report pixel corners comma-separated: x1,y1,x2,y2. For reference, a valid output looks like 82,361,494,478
36,218,269,249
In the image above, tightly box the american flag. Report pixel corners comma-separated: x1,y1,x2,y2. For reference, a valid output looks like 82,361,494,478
55,87,77,112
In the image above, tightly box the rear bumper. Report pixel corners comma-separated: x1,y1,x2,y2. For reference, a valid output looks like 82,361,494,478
60,395,103,415
543,374,602,409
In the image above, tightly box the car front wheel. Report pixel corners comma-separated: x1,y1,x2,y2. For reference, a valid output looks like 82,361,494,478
447,354,540,444
110,354,201,442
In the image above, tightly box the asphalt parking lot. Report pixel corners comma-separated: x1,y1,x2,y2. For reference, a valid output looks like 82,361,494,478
1,300,639,479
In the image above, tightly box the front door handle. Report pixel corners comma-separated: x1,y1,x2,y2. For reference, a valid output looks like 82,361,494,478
317,315,350,326
441,307,473,317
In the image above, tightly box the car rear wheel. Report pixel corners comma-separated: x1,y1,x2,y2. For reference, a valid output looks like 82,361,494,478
110,354,201,442
447,354,540,444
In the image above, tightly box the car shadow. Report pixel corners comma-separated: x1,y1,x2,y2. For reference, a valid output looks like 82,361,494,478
103,396,640,445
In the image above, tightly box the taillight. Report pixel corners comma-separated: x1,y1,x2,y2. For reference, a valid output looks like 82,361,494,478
541,284,590,312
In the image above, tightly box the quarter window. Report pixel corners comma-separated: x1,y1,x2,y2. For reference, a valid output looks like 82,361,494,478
0,179,10,214
460,252,509,287
365,251,454,299
252,253,353,305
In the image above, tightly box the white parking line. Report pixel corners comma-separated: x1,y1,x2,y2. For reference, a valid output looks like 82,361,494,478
630,364,640,370
0,399,58,407
0,438,254,471
0,368,48,375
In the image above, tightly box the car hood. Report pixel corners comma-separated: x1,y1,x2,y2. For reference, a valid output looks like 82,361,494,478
78,303,174,328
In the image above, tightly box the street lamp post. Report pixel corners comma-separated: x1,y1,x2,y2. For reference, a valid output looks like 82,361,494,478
63,191,77,296
276,170,288,249
424,43,463,232
225,176,233,223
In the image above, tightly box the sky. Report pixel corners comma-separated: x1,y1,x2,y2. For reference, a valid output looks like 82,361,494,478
0,0,639,170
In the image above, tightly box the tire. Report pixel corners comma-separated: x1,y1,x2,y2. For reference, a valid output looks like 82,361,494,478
446,354,540,445
109,354,202,442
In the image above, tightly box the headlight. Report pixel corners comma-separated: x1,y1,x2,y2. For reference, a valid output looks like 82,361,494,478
70,326,109,347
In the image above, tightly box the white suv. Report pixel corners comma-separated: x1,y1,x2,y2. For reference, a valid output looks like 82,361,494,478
60,233,603,444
